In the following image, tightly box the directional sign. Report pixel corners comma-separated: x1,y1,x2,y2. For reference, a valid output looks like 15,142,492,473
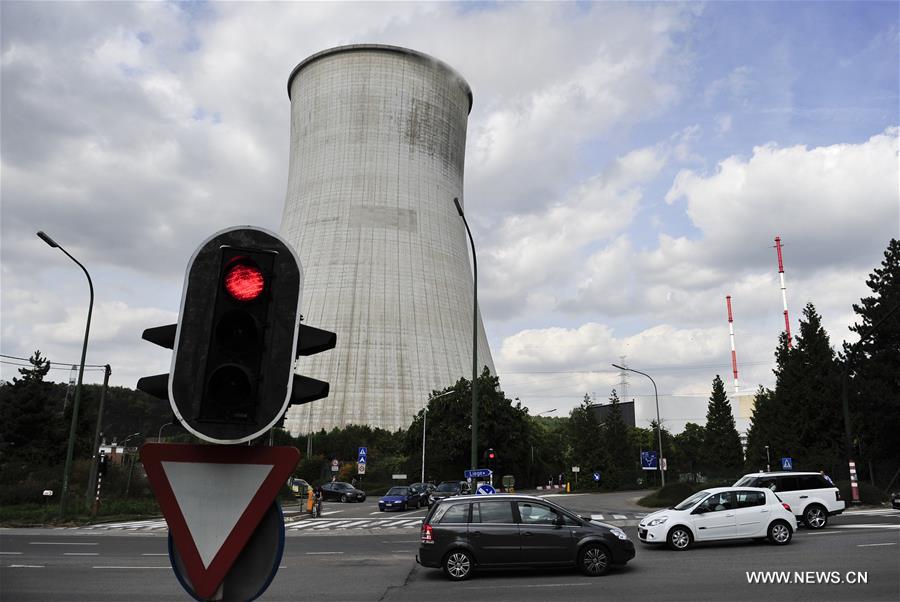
476,484,496,495
357,463,366,475
140,443,299,600
781,457,793,471
464,468,492,479
640,451,658,470
358,446,367,458
592,472,601,482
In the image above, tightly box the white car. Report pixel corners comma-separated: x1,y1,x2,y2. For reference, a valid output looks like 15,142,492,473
638,486,797,551
733,471,844,529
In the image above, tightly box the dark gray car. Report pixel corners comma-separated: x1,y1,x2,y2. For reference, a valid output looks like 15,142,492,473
416,494,635,580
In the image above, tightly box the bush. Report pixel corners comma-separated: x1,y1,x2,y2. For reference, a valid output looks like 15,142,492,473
835,480,887,505
637,481,702,508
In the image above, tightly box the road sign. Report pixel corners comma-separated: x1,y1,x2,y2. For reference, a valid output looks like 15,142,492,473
392,474,407,480
571,466,580,473
476,484,496,495
660,457,668,471
781,457,793,470
331,459,339,473
464,468,492,479
357,463,366,475
140,443,299,600
592,472,601,482
358,446,367,458
170,501,284,601
640,451,658,470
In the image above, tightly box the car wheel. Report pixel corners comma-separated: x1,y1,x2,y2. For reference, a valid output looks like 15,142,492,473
340,494,348,503
578,543,611,576
667,526,693,551
443,549,474,581
803,504,827,529
768,520,792,545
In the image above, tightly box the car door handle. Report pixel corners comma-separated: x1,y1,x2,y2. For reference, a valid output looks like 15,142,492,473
725,514,734,517
761,509,770,513
522,531,534,537
799,495,808,499
470,531,481,537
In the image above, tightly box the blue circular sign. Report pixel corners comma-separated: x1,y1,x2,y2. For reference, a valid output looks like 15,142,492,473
476,484,496,495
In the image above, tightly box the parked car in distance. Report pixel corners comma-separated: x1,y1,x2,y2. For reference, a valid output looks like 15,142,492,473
321,481,366,503
429,480,470,504
417,494,634,581
891,490,900,510
409,482,436,507
639,486,797,551
287,477,311,499
733,471,844,529
379,486,420,511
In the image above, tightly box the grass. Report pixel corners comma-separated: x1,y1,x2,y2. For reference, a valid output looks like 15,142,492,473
0,498,161,527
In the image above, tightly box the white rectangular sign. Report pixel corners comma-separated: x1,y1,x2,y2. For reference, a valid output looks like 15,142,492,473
571,467,580,473
392,474,407,480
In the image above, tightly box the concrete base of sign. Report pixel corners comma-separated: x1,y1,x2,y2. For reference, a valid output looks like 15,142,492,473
171,502,284,602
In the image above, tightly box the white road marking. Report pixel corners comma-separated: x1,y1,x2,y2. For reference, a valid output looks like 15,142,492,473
8,565,45,568
29,542,98,546
857,542,897,547
832,524,900,530
287,522,317,530
806,531,843,535
93,566,169,569
613,514,627,519
305,551,344,555
0,552,23,555
591,514,605,520
63,553,99,556
141,553,169,556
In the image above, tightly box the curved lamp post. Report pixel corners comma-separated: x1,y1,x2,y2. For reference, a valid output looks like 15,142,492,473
612,363,665,487
453,197,479,470
38,231,94,515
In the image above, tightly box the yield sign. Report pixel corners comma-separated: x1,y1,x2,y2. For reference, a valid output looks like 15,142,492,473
140,443,299,599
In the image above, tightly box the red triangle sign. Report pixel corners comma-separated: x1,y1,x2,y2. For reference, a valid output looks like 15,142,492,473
140,443,299,599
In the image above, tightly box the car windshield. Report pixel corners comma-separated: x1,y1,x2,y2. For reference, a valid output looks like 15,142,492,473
674,490,712,511
334,483,352,490
437,482,459,492
386,487,409,495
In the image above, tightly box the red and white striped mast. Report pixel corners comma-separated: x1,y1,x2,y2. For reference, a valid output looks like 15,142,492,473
774,236,792,348
725,295,740,393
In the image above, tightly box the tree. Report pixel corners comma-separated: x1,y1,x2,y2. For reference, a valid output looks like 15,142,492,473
15,350,51,384
702,375,744,478
744,386,780,471
772,303,843,472
569,394,602,479
672,422,705,481
600,390,633,490
846,238,900,484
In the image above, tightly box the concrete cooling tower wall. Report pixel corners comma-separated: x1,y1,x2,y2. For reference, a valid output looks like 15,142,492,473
280,44,495,434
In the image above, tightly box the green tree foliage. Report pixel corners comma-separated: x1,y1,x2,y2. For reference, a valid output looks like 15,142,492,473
405,367,532,485
16,350,51,383
744,386,779,471
702,375,744,478
846,238,900,483
672,422,705,481
600,390,633,489
529,415,569,487
569,394,602,477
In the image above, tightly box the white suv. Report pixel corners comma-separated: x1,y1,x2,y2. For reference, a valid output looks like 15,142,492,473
734,471,844,529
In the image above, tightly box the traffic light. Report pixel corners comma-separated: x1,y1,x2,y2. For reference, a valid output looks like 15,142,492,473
137,226,335,444
485,448,496,463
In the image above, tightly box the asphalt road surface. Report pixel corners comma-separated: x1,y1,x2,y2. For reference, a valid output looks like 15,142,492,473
2,499,897,601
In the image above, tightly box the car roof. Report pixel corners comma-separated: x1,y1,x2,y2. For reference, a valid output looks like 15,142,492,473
740,471,822,477
697,486,774,494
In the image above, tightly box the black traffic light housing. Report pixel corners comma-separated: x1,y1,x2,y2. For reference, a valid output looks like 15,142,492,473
137,226,335,444
484,448,496,463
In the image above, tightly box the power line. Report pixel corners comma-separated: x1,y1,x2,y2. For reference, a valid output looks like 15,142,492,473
0,354,108,369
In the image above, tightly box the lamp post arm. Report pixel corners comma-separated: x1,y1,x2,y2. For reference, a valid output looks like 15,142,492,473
454,198,479,471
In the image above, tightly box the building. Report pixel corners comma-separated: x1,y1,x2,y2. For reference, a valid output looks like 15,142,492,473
590,400,637,429
280,45,495,434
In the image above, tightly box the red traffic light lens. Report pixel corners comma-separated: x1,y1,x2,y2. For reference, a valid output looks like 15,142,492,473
224,259,265,302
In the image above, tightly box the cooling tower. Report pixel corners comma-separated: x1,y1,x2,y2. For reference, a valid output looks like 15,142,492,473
280,45,495,434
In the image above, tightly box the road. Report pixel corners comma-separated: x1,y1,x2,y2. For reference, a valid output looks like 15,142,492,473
2,496,897,601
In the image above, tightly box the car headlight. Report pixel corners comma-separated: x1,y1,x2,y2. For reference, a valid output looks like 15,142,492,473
647,517,668,527
609,527,629,540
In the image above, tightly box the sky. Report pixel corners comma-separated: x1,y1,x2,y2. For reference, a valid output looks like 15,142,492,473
2,1,898,434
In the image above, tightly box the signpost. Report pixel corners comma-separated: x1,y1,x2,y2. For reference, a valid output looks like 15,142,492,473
331,459,339,473
781,457,793,471
640,451,659,471
464,468,492,479
476,484,496,495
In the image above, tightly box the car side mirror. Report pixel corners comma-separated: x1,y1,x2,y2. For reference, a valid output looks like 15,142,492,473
554,515,565,527
692,506,707,515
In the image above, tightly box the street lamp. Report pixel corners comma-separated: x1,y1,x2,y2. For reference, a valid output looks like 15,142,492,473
531,408,557,465
123,433,142,497
453,197,479,470
421,390,457,483
37,231,94,515
157,421,175,443
612,363,665,487
765,445,771,472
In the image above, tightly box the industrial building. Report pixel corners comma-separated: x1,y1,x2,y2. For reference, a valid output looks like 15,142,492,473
280,45,495,434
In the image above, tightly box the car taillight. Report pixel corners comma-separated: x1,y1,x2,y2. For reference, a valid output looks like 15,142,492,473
782,502,792,513
421,523,434,544
835,490,842,501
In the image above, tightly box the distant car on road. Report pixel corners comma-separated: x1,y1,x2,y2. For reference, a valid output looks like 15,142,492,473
409,482,436,507
638,486,797,551
417,494,634,580
429,480,470,504
891,491,900,510
379,486,420,511
321,481,366,503
733,471,844,529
